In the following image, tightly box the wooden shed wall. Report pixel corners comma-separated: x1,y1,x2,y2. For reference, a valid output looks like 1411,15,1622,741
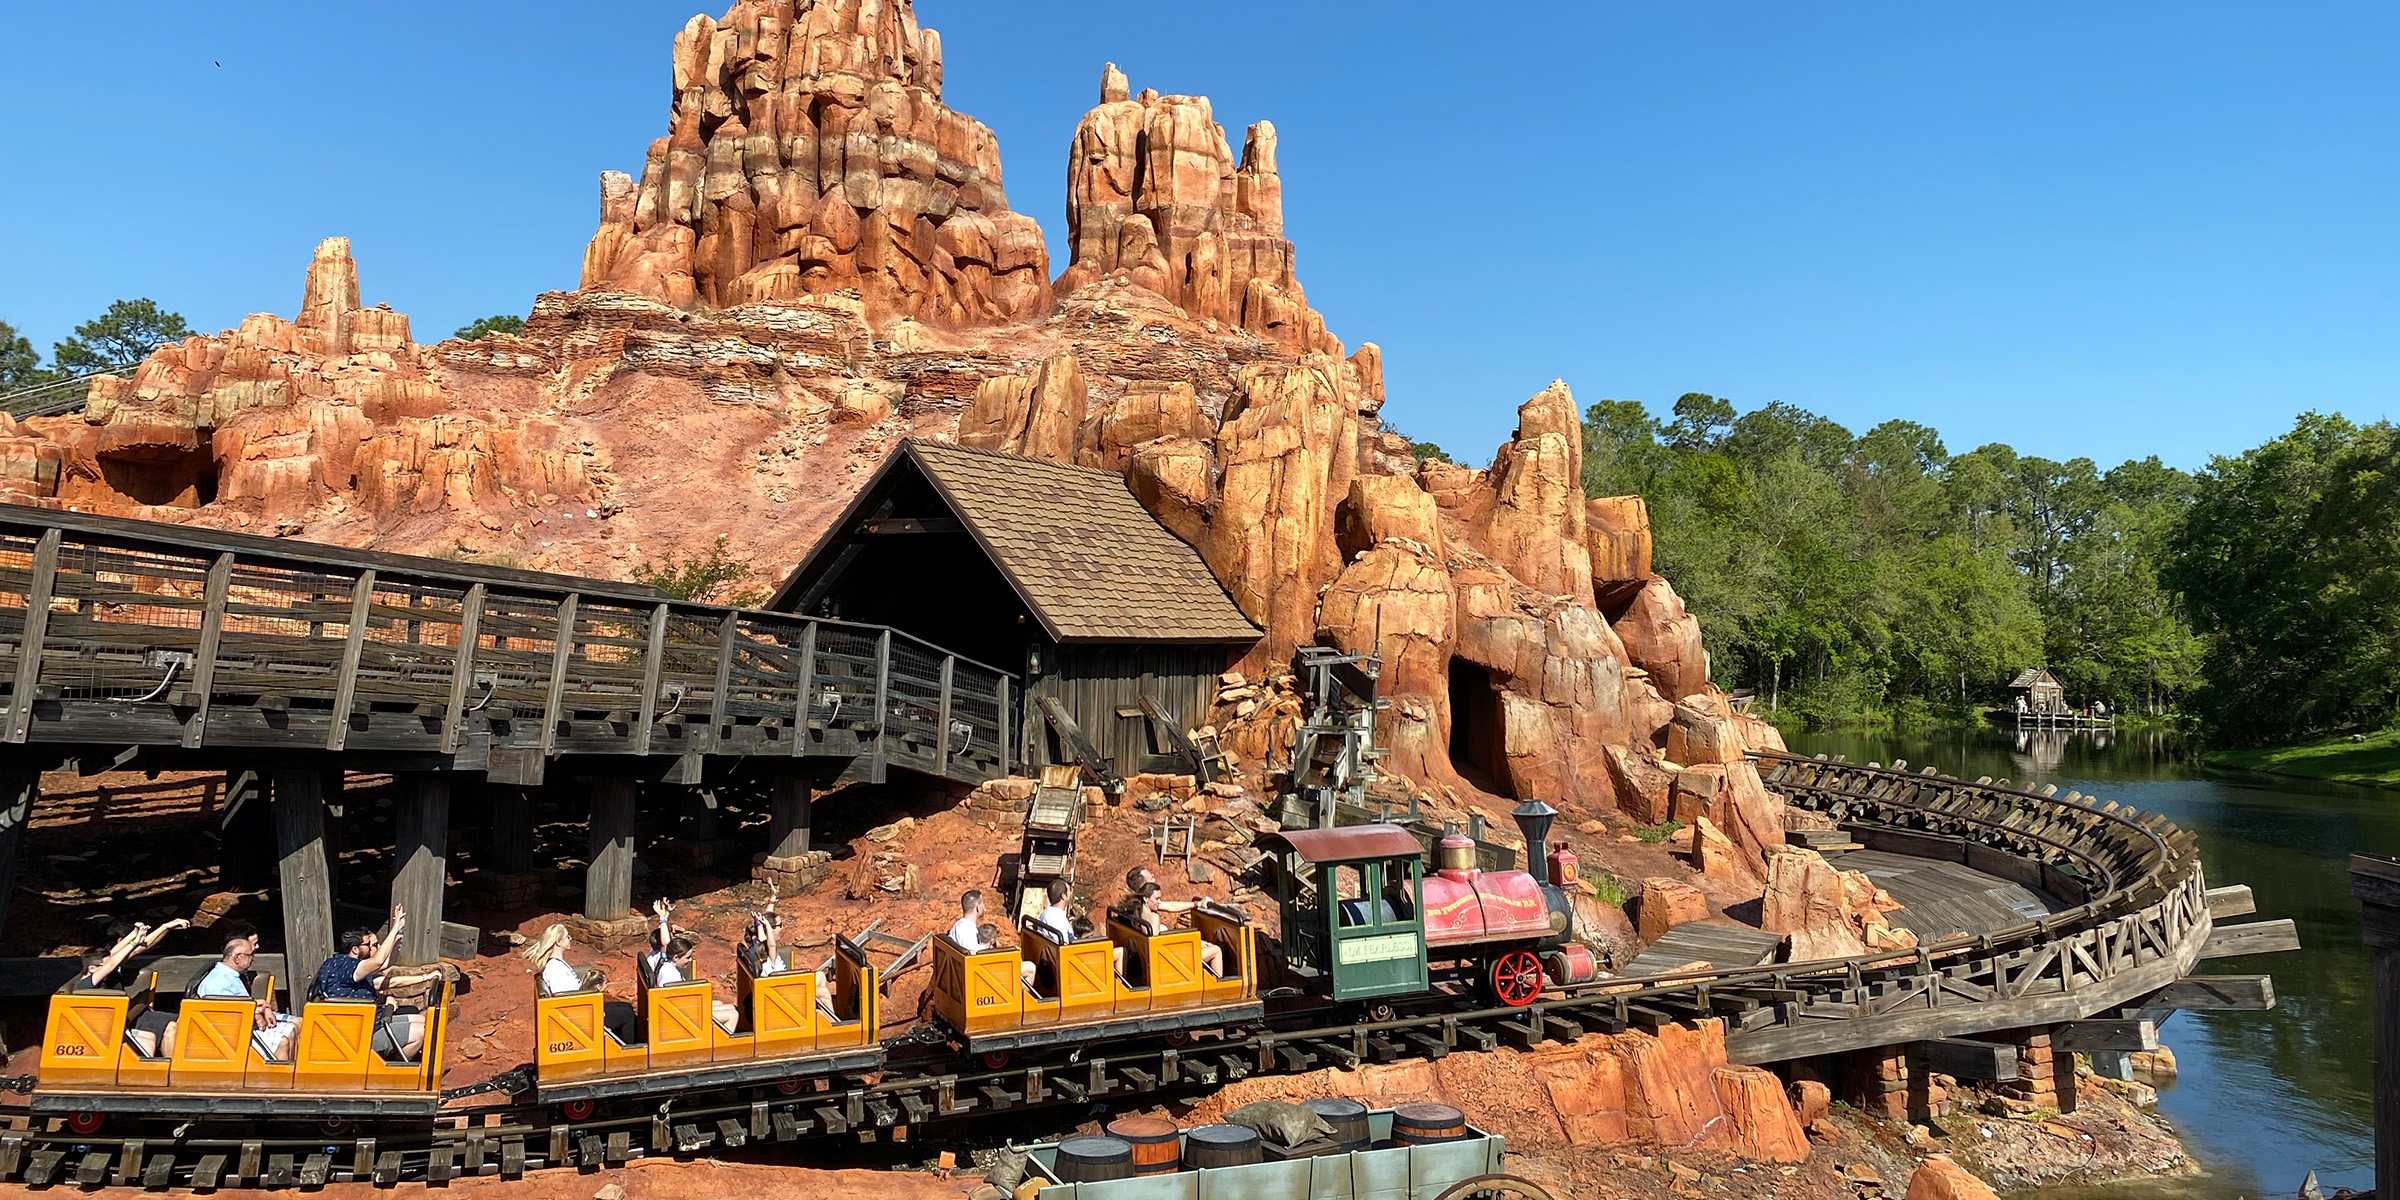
1022,644,1234,775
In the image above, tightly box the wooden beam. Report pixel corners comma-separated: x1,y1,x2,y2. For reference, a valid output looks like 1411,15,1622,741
872,629,891,734
1920,1037,2018,1082
325,570,377,751
390,774,450,968
633,603,668,756
486,782,535,875
2149,975,2277,1011
934,655,955,770
2353,853,2400,1196
2051,1019,2158,1053
789,622,817,758
768,774,810,860
181,552,234,749
707,614,737,752
995,673,1011,777
2205,884,2256,919
271,768,335,997
0,768,34,943
440,583,486,755
2199,919,2301,960
5,527,62,743
851,517,963,535
540,595,579,759
586,777,636,920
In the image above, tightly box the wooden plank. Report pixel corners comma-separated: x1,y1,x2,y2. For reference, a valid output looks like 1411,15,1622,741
4,527,61,743
441,583,486,755
585,777,636,920
2150,975,2276,1011
2199,919,2301,960
180,552,235,749
2051,1019,2158,1053
391,774,450,967
934,655,954,771
872,629,891,732
2204,884,2256,918
1921,1037,2018,1081
540,595,578,759
633,603,668,756
325,570,377,751
708,613,738,751
995,673,1011,777
790,622,817,757
272,768,335,993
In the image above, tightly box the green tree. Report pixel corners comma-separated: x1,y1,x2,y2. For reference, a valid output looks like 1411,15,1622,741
0,320,52,392
51,299,189,376
631,535,765,607
454,314,526,341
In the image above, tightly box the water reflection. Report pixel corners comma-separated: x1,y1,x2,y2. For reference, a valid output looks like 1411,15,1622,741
1783,727,2384,1199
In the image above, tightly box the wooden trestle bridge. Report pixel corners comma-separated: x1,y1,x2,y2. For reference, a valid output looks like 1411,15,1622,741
0,507,2292,1179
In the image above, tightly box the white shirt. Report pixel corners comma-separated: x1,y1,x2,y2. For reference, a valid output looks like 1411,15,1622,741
655,958,686,986
1036,905,1073,943
539,958,581,996
949,915,985,949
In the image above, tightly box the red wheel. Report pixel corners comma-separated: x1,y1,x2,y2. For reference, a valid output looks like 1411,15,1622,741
1485,949,1543,1007
64,1110,103,1136
776,1078,805,1096
1163,1030,1191,1047
978,1050,1012,1070
560,1099,595,1122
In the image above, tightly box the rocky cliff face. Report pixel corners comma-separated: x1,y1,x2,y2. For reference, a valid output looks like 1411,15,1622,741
0,0,1780,839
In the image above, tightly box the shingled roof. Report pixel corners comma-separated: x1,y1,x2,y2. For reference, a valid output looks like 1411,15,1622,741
773,440,1259,645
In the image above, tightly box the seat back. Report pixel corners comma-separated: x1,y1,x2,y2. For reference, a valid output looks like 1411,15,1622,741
292,1000,378,1093
39,985,127,1088
818,934,877,1047
1193,907,1257,1000
932,935,1025,1036
171,996,259,1090
644,979,718,1068
744,959,819,1056
535,986,609,1083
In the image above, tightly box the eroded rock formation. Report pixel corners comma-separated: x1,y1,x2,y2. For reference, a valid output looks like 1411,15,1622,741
578,0,1052,326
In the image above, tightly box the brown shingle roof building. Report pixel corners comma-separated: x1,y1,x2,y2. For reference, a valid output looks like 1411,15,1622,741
768,440,1258,778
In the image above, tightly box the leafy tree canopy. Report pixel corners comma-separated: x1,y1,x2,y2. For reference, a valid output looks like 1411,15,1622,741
631,535,765,607
454,314,526,341
51,299,189,377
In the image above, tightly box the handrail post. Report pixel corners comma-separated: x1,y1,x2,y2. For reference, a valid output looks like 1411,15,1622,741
634,602,669,756
934,655,955,773
4,527,61,744
182,552,235,749
441,584,487,755
790,622,817,758
325,570,376,751
540,595,580,759
995,673,1011,777
872,629,891,733
708,613,738,752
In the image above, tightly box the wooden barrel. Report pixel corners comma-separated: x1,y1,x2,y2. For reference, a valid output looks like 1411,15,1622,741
1181,1123,1263,1169
1106,1117,1181,1176
1054,1136,1135,1183
1390,1102,1468,1145
1302,1097,1370,1149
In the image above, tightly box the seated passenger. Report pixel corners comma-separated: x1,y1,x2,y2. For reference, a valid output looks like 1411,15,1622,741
523,924,590,996
1131,883,1225,979
196,929,297,1061
311,905,432,1062
740,882,786,977
949,889,996,951
1033,879,1074,944
643,898,676,984
74,918,190,1057
654,936,742,1035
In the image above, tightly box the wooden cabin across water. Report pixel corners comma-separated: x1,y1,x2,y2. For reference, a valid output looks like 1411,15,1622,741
769,441,1260,784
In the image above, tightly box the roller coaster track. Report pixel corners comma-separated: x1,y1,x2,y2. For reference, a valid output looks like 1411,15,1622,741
0,751,2266,1189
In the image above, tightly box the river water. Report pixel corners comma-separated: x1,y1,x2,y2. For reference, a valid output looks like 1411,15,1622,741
1783,726,2381,1199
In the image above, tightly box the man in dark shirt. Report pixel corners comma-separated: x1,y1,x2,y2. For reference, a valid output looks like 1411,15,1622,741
310,905,427,1060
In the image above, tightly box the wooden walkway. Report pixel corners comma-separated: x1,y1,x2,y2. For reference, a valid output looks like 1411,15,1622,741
1624,921,1783,976
1824,848,2062,941
0,507,1014,787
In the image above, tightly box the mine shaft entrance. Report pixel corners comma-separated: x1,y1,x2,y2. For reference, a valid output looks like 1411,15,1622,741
1447,657,1512,798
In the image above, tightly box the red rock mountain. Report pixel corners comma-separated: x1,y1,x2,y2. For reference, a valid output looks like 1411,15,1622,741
0,0,1780,826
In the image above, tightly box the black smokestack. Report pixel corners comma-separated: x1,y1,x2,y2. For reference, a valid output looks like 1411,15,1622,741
1511,799,1558,886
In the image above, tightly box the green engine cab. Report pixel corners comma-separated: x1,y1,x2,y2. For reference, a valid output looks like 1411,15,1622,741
1258,825,1429,1002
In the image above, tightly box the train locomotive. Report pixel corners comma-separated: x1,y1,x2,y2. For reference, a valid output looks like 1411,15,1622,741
27,798,1593,1140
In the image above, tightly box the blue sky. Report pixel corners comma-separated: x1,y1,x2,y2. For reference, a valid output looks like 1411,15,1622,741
3,2,2393,470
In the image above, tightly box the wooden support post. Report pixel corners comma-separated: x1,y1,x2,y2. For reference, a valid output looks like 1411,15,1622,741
768,775,811,860
2351,853,2400,1196
789,623,817,757
441,584,486,756
935,656,955,771
5,527,61,744
271,769,335,995
995,674,1011,776
220,770,275,891
586,778,637,920
182,552,234,749
391,774,449,968
872,630,891,732
708,614,738,751
0,768,35,944
541,596,580,760
325,571,376,751
488,784,536,875
678,787,717,842
634,603,668,756
2051,1033,2078,1114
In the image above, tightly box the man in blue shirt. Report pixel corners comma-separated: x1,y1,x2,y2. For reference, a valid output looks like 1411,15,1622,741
195,928,297,1060
310,906,428,1061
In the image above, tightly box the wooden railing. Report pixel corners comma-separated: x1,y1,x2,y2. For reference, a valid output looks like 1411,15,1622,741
0,508,1013,786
